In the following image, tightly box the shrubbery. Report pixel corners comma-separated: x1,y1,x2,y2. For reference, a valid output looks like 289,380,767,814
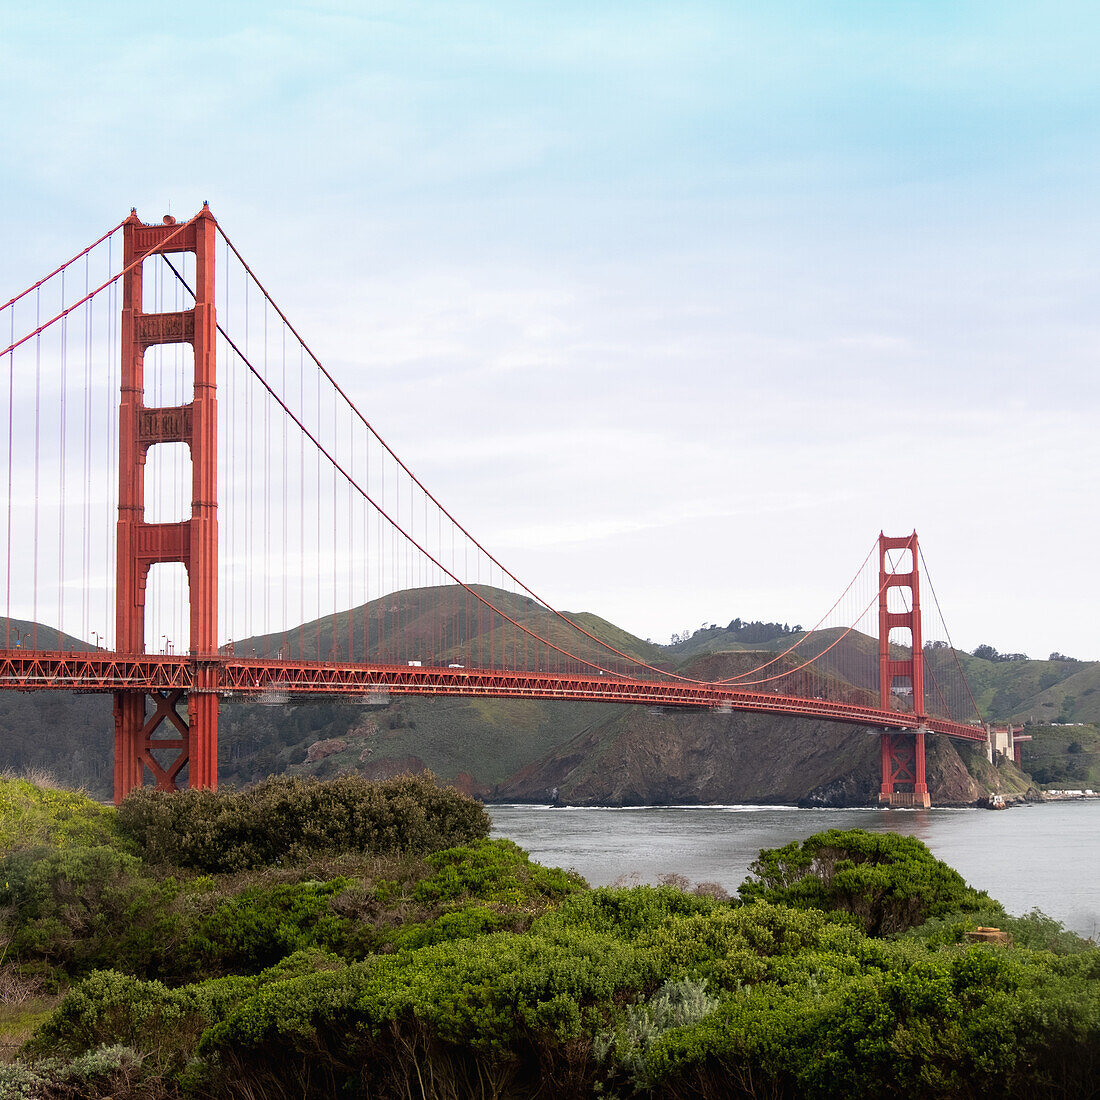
116,772,490,871
33,888,1095,1100
1,774,498,983
0,1043,151,1100
737,828,994,935
3,785,1099,1100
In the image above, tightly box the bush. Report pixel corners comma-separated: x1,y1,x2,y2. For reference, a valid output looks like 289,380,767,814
905,907,1096,955
634,900,859,989
414,839,584,908
0,1044,155,1100
595,977,720,1090
3,839,577,983
0,846,180,976
644,943,1100,1099
381,840,586,950
22,851,1100,1100
179,879,353,974
738,829,994,935
197,928,655,1096
27,969,258,1070
536,884,720,940
28,971,195,1059
116,773,490,871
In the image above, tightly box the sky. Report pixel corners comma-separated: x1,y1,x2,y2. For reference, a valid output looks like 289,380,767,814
2,0,1099,659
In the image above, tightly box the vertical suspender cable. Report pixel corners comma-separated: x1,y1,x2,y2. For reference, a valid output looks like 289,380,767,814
32,288,41,649
281,321,288,658
59,269,67,642
243,268,251,646
5,297,13,646
82,252,91,645
263,296,270,648
330,374,334,655
106,237,115,647
315,356,321,658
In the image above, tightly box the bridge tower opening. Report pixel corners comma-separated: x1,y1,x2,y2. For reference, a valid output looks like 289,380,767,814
877,531,930,808
114,207,219,803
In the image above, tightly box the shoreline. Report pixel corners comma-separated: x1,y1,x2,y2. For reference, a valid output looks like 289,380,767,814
486,791,1100,810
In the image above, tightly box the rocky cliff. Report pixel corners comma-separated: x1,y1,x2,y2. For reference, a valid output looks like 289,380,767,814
491,705,1035,807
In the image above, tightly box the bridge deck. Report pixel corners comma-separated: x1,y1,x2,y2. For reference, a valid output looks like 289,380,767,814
0,650,987,741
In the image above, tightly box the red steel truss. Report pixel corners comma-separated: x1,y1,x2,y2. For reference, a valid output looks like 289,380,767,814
0,650,988,742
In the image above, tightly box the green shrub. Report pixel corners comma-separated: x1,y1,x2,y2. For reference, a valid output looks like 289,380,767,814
415,838,584,907
197,928,657,1088
906,907,1096,955
738,829,994,935
534,884,719,940
595,977,720,1090
116,773,490,871
0,1044,152,1100
27,971,194,1058
388,904,506,950
3,852,362,982
637,937,1100,1100
28,969,258,1067
635,900,859,989
1,846,180,975
179,878,353,973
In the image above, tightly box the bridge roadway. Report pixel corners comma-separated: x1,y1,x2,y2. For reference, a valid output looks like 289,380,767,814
0,649,988,742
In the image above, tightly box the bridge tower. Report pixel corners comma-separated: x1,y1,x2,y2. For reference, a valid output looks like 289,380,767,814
113,207,219,803
878,531,930,808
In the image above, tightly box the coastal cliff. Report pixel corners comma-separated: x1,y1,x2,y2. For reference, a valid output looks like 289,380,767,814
490,704,1035,806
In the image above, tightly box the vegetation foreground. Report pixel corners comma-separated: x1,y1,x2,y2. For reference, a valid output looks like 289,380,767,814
0,775,1097,1099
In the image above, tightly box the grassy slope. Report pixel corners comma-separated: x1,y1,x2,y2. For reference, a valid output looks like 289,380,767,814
255,695,622,791
939,651,1097,723
1018,723,1100,788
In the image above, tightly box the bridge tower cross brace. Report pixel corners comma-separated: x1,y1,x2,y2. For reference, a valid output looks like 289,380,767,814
878,531,930,808
113,207,219,804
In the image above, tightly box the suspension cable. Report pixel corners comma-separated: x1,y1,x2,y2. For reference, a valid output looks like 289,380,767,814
0,218,127,315
0,219,194,361
919,545,984,724
203,228,887,689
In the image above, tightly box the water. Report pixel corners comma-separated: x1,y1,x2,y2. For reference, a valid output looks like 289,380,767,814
489,800,1100,938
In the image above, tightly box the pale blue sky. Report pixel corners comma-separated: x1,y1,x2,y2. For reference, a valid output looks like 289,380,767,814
2,1,1099,658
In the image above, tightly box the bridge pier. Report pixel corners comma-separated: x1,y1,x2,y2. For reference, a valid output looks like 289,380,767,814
879,728,931,808
113,689,214,799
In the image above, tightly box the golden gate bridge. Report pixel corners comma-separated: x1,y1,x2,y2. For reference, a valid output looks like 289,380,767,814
0,206,1001,807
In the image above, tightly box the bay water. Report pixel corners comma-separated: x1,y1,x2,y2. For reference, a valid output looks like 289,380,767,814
489,800,1100,938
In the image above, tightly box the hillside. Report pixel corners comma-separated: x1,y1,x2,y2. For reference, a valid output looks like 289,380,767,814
234,584,669,670
1017,722,1100,789
491,649,1036,807
935,649,1096,723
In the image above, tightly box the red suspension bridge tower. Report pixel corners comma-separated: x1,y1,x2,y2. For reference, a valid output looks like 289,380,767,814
113,207,219,801
877,531,930,808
